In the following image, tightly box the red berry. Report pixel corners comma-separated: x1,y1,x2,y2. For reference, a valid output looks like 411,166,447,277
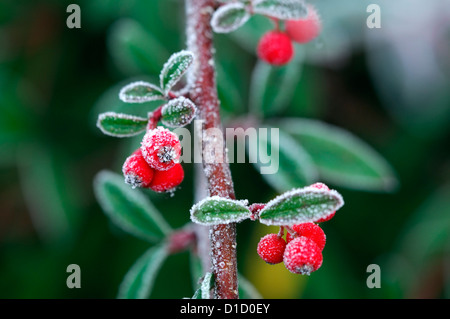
257,30,294,66
310,182,336,223
286,223,326,251
141,127,181,171
283,236,323,275
315,211,335,223
310,182,329,191
122,149,155,188
285,5,322,44
149,163,184,193
257,233,287,265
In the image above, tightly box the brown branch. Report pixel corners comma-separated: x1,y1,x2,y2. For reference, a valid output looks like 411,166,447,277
185,0,239,299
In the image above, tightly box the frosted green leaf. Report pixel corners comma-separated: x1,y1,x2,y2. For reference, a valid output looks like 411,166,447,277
161,96,197,128
259,186,344,226
190,196,251,226
211,2,251,34
96,112,148,137
118,243,168,299
160,50,194,96
119,81,165,103
278,118,399,192
94,171,171,242
253,0,308,20
192,272,215,299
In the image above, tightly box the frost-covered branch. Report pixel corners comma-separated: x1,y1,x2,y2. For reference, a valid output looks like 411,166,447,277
185,0,238,299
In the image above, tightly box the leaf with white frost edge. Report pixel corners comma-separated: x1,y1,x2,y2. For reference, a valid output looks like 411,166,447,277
94,171,171,242
118,243,168,299
97,112,148,137
258,186,344,226
211,2,251,34
161,96,197,128
160,50,194,96
119,81,165,103
252,0,308,20
192,272,215,299
190,196,251,226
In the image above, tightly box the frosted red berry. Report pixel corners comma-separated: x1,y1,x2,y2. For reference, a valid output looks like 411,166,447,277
285,5,322,44
283,236,323,275
257,31,294,66
149,163,184,193
286,222,326,251
122,149,154,189
310,182,336,223
141,127,181,171
257,233,287,265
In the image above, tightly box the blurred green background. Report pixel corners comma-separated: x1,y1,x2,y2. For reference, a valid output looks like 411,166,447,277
1,0,450,299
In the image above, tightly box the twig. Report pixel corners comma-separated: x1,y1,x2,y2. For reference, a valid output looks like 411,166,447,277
185,0,239,299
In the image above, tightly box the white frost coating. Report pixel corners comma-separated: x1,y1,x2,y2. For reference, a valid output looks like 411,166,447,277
190,195,250,226
96,112,147,138
161,96,198,128
259,186,344,226
253,0,308,20
159,50,195,95
211,2,251,34
119,81,164,103
200,272,214,299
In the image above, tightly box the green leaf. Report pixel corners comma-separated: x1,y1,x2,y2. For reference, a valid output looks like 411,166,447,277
119,81,165,103
393,183,450,268
211,2,251,34
96,112,148,137
192,272,215,299
385,183,450,297
249,52,304,117
159,50,194,95
94,171,171,241
17,145,83,245
107,19,169,76
161,97,197,128
247,127,318,193
259,186,344,225
253,0,308,20
278,118,399,192
190,196,251,226
117,243,168,299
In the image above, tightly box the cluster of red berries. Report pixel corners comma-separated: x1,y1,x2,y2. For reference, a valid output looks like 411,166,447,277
122,127,184,193
256,183,333,275
257,5,322,66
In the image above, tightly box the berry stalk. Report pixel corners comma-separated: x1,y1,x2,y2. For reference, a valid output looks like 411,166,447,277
185,0,238,299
